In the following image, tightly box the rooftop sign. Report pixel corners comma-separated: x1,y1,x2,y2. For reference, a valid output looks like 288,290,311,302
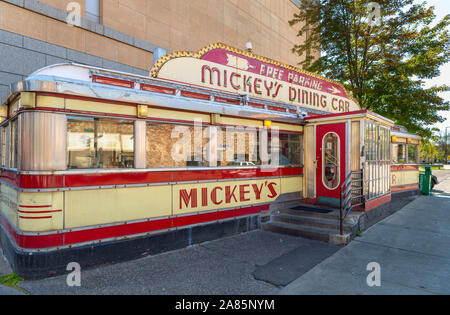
150,43,361,114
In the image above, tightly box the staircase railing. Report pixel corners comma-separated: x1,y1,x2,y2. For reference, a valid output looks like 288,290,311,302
339,169,364,235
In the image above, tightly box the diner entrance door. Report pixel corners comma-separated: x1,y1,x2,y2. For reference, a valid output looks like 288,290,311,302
315,123,346,207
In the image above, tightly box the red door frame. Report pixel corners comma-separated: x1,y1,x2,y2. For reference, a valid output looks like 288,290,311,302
315,123,346,200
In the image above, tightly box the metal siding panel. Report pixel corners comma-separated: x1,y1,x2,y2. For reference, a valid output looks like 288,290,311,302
304,125,315,198
20,112,67,171
351,121,360,171
134,120,146,169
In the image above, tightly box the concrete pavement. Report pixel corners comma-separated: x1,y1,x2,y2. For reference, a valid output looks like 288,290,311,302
280,173,450,295
15,230,339,295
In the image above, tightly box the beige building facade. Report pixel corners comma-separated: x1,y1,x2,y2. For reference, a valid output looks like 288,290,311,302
0,0,309,98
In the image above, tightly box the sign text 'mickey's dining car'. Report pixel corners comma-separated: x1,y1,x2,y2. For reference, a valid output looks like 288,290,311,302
0,43,421,278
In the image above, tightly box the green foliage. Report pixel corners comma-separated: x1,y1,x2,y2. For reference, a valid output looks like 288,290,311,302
289,0,450,137
0,272,28,294
419,137,437,162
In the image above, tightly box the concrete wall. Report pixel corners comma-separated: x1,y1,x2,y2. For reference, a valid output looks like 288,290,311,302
0,28,149,99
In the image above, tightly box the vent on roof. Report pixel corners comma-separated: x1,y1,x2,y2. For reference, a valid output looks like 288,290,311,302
92,75,135,88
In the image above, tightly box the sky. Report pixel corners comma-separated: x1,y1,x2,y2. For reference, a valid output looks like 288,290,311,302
419,0,450,136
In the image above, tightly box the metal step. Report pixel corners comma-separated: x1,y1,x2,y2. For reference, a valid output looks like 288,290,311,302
262,221,349,244
272,213,354,233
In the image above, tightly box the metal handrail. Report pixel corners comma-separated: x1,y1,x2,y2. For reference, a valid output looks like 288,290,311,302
339,169,364,235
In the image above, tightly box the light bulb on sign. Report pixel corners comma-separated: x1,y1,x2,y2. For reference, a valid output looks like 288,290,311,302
245,42,253,52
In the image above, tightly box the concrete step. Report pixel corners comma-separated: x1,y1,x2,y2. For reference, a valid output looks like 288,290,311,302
262,221,350,244
272,213,354,233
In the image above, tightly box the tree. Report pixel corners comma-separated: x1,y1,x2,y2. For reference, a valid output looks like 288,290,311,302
419,137,437,163
289,0,450,137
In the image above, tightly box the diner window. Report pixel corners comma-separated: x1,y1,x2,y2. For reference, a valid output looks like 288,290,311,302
146,121,302,168
379,126,390,161
277,133,302,166
221,127,260,167
146,122,208,168
67,116,134,169
365,122,378,161
392,143,406,164
364,121,390,200
322,132,340,190
408,145,418,164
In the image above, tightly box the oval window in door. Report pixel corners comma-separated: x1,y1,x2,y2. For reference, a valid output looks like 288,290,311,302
322,132,340,190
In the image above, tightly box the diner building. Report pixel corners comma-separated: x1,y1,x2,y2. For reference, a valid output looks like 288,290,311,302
0,1,421,279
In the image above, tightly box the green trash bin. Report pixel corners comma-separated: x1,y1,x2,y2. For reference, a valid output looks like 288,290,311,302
420,166,432,195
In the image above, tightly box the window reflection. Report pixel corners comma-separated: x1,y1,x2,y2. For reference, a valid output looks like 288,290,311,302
323,132,340,189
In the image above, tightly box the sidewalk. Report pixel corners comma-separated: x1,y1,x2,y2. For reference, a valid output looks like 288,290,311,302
280,175,450,295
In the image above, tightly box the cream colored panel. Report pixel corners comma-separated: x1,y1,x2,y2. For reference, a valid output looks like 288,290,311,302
64,186,172,229
65,99,136,116
17,191,64,232
281,176,303,194
391,170,419,187
36,95,65,109
0,183,18,226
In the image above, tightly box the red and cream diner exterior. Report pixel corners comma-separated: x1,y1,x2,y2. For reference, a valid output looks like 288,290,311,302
0,43,420,278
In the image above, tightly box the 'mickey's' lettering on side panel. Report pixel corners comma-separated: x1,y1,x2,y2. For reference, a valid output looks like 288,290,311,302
174,179,281,214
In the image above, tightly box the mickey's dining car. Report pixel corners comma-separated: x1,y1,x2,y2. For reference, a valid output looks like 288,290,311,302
0,43,421,278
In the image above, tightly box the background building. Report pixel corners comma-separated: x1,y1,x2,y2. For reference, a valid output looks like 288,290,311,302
0,0,311,98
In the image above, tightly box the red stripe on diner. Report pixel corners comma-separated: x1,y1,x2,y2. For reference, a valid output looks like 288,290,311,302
1,205,268,249
140,83,176,95
280,167,303,176
391,165,419,171
171,168,282,182
17,174,64,189
18,210,62,214
305,110,368,120
0,214,63,249
19,216,53,220
1,170,18,186
3,168,303,189
172,205,268,227
64,218,172,245
364,194,391,212
64,171,172,188
391,184,419,192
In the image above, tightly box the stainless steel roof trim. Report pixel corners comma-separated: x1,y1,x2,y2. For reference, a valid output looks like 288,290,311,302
6,75,306,125
0,63,337,122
